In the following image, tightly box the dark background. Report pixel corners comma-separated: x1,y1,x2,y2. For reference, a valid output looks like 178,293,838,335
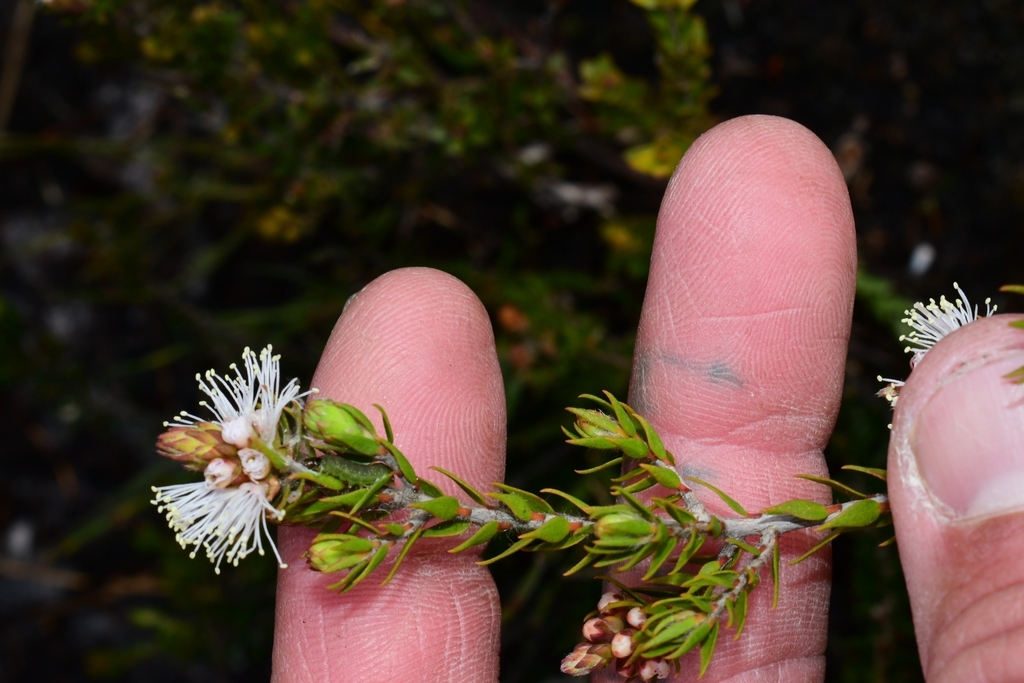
2,1,1022,681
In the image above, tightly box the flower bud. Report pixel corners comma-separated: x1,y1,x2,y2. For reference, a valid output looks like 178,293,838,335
303,399,380,456
639,658,671,681
305,534,375,573
594,513,655,541
626,607,647,629
239,448,271,480
582,616,624,642
204,458,241,489
597,591,625,613
560,642,612,677
156,424,237,466
610,629,636,659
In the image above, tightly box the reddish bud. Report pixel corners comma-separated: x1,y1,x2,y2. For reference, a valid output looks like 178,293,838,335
639,658,671,681
610,629,636,658
560,642,612,677
582,615,624,642
626,607,647,629
597,591,624,613
156,424,237,466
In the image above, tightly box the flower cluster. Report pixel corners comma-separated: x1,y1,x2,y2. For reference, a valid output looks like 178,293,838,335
561,592,673,680
878,283,995,407
151,346,312,573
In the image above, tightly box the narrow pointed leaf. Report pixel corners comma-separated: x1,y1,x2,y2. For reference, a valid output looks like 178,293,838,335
640,463,682,489
686,476,748,516
698,621,720,677
817,499,882,530
790,530,842,565
540,488,593,513
840,465,888,481
381,527,424,586
761,499,830,521
422,519,471,538
373,404,395,443
796,474,866,500
431,466,488,506
520,516,570,543
410,495,461,521
477,537,534,565
448,520,500,553
493,483,554,514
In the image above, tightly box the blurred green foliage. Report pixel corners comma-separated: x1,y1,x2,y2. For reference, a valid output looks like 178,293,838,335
1,1,719,680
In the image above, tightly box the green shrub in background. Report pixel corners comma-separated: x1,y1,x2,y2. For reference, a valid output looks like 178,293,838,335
1,0,929,678
2,1,724,680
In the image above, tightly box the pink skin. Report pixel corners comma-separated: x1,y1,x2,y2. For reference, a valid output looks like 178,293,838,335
272,114,1024,681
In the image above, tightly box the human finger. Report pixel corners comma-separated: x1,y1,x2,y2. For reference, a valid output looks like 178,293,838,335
271,267,506,683
596,115,856,682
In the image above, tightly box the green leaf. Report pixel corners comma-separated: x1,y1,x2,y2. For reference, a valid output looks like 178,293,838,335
411,495,461,521
667,618,715,660
817,499,882,530
640,463,682,489
638,614,700,651
726,538,761,556
416,477,445,498
566,407,621,434
577,393,614,412
477,537,533,565
381,440,418,484
643,535,679,580
840,465,888,481
613,437,651,460
539,488,593,513
521,516,570,543
330,511,384,536
879,535,897,547
796,474,867,500
430,466,489,506
1000,284,1024,295
634,413,673,465
604,391,637,436
289,470,346,491
574,457,624,474
563,550,597,576
732,590,749,639
449,520,500,553
487,492,534,521
565,436,619,450
492,483,554,514
685,476,748,516
349,473,394,515
698,621,720,677
790,530,842,565
373,404,395,443
422,519,472,538
762,499,830,521
381,527,424,586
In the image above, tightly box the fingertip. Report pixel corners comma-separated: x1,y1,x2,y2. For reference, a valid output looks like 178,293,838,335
312,267,506,489
272,267,504,683
888,314,1024,675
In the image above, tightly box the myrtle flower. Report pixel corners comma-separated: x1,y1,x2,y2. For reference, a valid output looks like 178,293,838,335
151,479,286,573
878,283,995,409
169,345,310,448
901,282,996,367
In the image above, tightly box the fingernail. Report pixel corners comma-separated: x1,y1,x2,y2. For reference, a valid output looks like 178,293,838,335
911,353,1024,519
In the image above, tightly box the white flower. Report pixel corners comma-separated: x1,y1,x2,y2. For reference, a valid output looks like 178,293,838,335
901,282,996,367
204,457,240,488
151,477,287,573
239,448,270,480
169,345,310,448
